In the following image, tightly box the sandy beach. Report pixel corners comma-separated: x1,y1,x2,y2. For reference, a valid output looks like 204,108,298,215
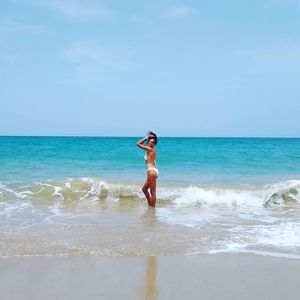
1,254,300,300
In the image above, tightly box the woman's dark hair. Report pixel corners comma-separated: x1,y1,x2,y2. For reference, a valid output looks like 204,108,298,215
148,131,158,145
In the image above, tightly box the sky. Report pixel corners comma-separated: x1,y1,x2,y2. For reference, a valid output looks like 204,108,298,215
1,0,300,137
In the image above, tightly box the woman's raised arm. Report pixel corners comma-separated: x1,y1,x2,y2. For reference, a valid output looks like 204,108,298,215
136,136,151,150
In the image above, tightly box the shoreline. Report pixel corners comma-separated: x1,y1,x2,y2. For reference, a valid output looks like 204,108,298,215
1,254,300,300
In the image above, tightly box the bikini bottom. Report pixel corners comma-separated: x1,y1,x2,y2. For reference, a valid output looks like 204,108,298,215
147,167,159,178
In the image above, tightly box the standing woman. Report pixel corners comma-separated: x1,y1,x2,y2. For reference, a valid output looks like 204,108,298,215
136,132,159,207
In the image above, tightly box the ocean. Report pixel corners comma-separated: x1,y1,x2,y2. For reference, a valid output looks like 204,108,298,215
1,136,300,258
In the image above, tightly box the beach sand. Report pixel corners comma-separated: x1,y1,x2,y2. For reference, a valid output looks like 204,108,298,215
1,254,300,300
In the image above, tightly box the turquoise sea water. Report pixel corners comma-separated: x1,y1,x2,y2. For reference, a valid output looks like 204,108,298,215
1,136,300,258
1,136,300,184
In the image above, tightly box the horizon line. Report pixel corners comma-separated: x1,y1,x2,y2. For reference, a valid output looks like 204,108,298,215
0,135,299,139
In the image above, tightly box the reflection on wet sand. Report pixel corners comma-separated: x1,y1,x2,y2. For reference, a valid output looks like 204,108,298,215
144,256,158,300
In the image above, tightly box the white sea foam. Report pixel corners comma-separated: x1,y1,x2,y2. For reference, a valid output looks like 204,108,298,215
203,219,300,260
44,202,74,224
0,183,27,199
157,207,221,227
52,186,64,199
169,186,262,207
159,180,300,208
209,246,300,259
65,182,71,189
1,178,300,258
0,201,32,218
1,178,300,208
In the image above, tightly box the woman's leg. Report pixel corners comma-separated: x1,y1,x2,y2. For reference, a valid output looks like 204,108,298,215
148,173,157,207
142,180,151,206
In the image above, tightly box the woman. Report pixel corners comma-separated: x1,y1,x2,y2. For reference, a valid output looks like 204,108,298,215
136,132,159,207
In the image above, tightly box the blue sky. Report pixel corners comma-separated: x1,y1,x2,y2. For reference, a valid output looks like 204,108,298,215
1,0,300,137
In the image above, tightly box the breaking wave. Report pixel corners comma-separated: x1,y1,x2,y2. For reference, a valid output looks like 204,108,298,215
1,178,299,208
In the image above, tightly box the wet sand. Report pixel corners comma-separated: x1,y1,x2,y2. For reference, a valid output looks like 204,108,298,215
1,254,300,300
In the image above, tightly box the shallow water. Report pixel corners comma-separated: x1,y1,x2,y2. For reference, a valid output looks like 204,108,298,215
0,178,300,258
0,137,300,258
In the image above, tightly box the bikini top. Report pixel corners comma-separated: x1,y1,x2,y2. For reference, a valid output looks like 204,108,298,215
144,153,156,165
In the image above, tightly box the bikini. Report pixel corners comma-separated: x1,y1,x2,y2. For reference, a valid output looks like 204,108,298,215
144,153,159,178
